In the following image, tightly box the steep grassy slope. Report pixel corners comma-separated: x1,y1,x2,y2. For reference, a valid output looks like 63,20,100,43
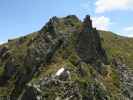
100,30,133,68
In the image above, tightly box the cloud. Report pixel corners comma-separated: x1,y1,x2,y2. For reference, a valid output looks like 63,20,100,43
0,41,6,45
123,26,133,37
91,16,112,30
124,26,133,32
95,0,133,13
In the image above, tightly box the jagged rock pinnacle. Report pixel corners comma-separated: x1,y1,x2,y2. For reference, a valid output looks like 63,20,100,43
76,15,107,64
83,15,93,29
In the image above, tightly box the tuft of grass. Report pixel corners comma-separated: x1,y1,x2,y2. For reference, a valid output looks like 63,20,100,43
0,66,4,77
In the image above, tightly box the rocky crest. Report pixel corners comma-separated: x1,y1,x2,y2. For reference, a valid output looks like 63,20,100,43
76,15,107,64
0,15,132,100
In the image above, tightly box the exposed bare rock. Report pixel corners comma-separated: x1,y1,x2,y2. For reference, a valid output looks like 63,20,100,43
0,46,9,57
76,15,108,64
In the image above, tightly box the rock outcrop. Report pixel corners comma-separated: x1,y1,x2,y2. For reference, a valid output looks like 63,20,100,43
112,57,133,99
0,15,132,100
76,15,107,64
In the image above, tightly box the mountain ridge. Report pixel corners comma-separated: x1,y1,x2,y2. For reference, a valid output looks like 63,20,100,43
0,15,133,100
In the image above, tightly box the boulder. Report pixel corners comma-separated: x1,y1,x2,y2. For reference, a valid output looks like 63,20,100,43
55,68,70,81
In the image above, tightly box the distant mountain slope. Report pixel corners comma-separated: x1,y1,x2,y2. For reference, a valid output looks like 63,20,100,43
100,30,133,68
0,15,132,100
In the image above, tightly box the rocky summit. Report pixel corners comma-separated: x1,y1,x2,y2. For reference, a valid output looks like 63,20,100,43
0,15,133,100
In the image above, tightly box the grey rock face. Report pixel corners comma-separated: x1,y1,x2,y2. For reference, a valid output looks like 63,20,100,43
11,17,65,98
24,17,63,68
19,86,40,100
20,76,110,100
0,46,10,63
112,58,133,99
76,15,107,64
4,60,16,78
23,78,80,100
11,15,81,98
0,46,9,57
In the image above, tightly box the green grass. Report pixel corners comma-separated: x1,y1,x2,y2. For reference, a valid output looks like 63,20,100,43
0,66,4,77
99,30,133,68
